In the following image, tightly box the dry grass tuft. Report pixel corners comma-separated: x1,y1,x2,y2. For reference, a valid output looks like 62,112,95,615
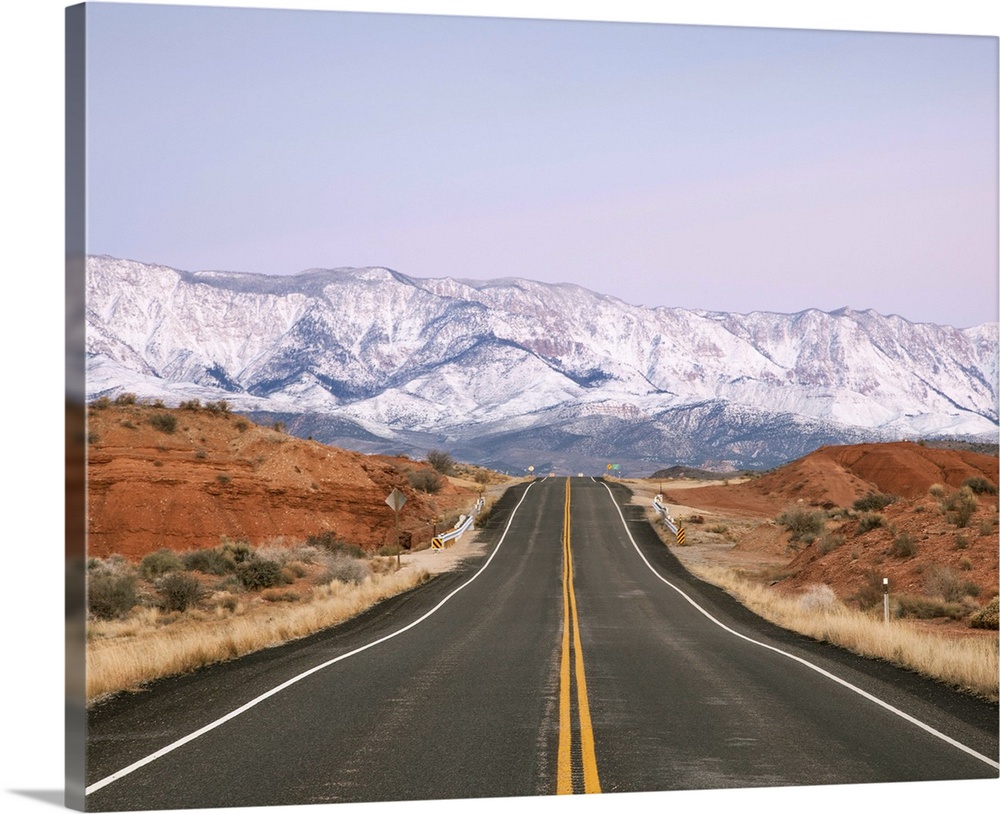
86,568,430,702
684,563,999,701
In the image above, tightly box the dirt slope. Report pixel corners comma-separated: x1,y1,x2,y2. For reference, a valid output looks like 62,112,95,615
86,402,495,560
663,442,998,515
654,442,999,620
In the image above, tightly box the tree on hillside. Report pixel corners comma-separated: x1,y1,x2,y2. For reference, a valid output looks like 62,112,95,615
426,449,456,475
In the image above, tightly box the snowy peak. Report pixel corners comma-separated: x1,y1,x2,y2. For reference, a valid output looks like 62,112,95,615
85,256,998,472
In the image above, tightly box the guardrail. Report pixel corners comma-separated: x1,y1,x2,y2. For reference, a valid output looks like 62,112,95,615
431,496,485,549
651,494,679,536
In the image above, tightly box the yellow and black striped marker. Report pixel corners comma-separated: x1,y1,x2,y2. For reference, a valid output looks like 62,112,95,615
557,478,602,794
676,525,685,546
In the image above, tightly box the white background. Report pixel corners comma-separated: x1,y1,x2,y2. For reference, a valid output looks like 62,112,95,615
1,3,997,814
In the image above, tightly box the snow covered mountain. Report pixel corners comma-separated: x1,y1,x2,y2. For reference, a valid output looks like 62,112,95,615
85,255,998,473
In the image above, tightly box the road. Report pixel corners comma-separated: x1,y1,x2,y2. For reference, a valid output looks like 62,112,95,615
85,477,999,810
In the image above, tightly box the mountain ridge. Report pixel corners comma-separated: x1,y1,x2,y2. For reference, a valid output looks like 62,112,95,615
85,255,999,474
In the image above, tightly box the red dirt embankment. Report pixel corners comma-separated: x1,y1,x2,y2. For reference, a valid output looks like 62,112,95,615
657,442,999,616
86,403,492,560
664,442,998,516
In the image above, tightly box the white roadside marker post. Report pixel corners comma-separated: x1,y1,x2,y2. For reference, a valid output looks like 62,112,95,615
883,577,889,623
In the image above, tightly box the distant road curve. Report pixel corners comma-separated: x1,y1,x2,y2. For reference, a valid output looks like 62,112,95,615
86,478,999,810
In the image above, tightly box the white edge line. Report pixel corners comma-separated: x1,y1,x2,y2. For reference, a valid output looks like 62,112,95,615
86,480,539,796
598,480,1000,771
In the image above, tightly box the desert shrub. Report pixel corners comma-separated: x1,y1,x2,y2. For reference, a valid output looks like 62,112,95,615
322,555,370,585
855,513,884,535
817,532,845,555
943,487,978,528
149,413,177,434
216,473,231,484
205,400,230,414
114,392,137,406
474,469,491,484
797,584,840,613
234,418,249,432
928,483,946,498
708,525,729,535
853,492,897,512
182,547,234,575
90,396,111,410
236,558,286,591
157,572,204,612
306,531,366,559
195,449,207,459
958,557,973,571
407,468,443,493
272,420,285,433
969,596,999,630
978,518,996,537
923,564,969,603
426,449,456,475
220,538,255,567
139,548,184,580
88,563,139,620
376,545,402,557
954,534,969,550
179,399,201,410
894,593,968,621
851,569,886,610
890,531,918,558
776,508,825,542
261,589,300,603
962,476,997,495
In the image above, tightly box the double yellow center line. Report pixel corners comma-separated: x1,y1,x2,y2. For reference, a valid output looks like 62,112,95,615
557,478,602,794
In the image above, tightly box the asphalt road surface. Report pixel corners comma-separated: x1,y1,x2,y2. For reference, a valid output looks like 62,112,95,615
85,477,999,810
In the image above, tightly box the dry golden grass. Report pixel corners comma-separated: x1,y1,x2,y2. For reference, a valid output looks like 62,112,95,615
685,562,999,701
86,568,431,702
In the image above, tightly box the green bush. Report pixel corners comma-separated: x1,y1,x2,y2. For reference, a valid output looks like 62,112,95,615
943,487,978,528
426,449,456,475
149,412,177,434
157,572,204,612
962,477,997,495
306,531,366,559
220,538,255,566
182,547,234,575
407,468,443,493
237,558,286,590
88,567,139,620
894,593,968,621
855,513,884,535
139,548,184,580
852,492,897,512
890,532,917,558
969,597,999,630
776,508,825,542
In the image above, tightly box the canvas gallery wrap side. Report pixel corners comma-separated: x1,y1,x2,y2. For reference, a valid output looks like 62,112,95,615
65,2,999,814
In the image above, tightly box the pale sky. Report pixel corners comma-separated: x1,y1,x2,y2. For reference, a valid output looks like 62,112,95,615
77,2,997,330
